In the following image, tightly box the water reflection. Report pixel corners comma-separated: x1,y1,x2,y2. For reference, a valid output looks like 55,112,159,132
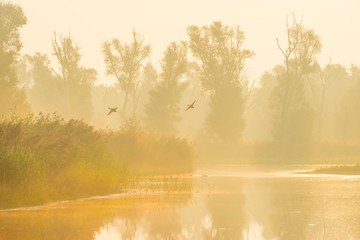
204,178,246,239
1,167,360,240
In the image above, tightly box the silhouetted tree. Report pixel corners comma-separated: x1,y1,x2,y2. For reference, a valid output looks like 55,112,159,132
311,63,351,140
271,16,321,143
102,30,150,118
145,42,187,134
244,70,277,140
91,84,123,128
0,2,31,117
338,65,360,142
15,57,32,93
187,21,254,142
137,62,158,115
23,53,66,114
178,61,209,139
142,62,158,92
52,34,96,121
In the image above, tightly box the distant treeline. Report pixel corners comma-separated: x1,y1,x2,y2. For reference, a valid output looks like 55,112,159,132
0,114,193,208
2,2,360,155
196,141,360,164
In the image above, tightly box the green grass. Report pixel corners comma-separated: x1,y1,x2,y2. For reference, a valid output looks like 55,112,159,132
0,113,193,209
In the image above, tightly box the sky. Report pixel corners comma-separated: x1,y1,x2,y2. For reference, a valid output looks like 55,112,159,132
7,0,360,85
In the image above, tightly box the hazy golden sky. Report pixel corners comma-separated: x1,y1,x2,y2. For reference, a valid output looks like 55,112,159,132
8,0,360,85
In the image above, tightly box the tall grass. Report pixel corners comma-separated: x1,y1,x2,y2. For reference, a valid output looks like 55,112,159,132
0,114,193,209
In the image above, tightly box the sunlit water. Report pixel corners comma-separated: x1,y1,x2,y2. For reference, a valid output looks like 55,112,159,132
1,165,360,240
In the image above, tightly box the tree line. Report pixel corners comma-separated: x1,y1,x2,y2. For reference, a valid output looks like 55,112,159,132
2,2,360,144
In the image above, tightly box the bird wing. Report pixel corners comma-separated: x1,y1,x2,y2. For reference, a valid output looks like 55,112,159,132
107,109,115,115
186,100,196,111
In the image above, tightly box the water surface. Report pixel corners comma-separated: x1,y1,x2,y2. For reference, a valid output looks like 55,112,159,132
1,165,359,240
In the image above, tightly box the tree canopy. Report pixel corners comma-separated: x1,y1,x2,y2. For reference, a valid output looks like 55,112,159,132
0,2,31,117
103,30,150,117
187,21,254,142
145,42,188,133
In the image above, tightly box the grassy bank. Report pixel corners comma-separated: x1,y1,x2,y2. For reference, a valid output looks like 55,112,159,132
310,165,360,175
0,114,193,209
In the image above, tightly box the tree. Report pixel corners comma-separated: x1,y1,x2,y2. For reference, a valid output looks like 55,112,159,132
15,57,32,93
187,21,254,142
0,2,31,117
145,42,187,134
179,61,209,139
244,70,277,140
142,62,158,90
24,53,66,114
338,66,360,142
137,62,158,115
312,63,351,140
271,16,322,143
102,30,150,118
52,33,96,121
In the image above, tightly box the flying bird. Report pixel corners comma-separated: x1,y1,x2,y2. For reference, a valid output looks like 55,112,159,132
186,100,196,111
107,107,117,115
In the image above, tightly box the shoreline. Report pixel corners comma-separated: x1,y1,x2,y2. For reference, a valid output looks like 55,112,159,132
307,165,360,175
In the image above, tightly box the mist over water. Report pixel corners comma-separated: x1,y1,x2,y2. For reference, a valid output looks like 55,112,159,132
1,165,360,240
1,1,360,239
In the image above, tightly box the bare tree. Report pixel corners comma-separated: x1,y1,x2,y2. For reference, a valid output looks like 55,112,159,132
52,33,96,121
102,30,150,118
271,15,322,143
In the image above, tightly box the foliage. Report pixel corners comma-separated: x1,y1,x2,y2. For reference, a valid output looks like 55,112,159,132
145,42,188,134
0,113,193,208
187,21,254,142
102,30,150,117
20,53,67,114
137,62,158,114
205,82,244,142
0,2,31,118
243,71,277,140
52,34,96,121
338,66,360,141
271,17,322,144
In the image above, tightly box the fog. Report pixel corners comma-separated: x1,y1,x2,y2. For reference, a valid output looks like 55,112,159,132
2,0,360,157
1,1,360,239
8,0,360,84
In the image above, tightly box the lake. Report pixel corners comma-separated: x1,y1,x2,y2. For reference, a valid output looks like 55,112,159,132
1,164,359,240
